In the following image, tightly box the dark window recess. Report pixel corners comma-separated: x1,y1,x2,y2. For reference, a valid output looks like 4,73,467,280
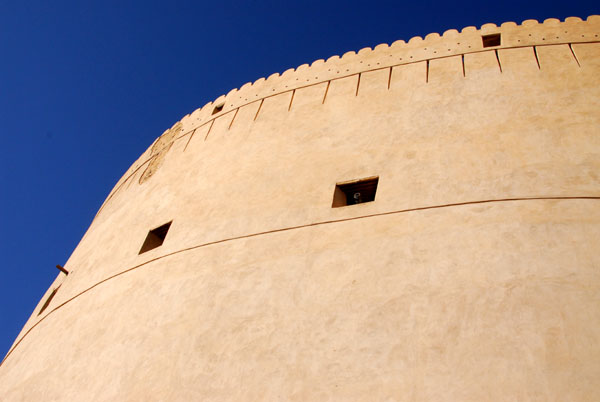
332,176,379,208
212,104,224,115
139,221,172,254
38,286,60,316
482,33,501,48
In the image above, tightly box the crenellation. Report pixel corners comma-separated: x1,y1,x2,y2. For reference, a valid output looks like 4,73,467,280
442,28,460,37
266,71,280,82
390,39,406,48
357,46,372,55
234,80,256,103
480,23,499,32
238,81,254,92
543,18,561,26
460,26,478,34
341,50,357,58
260,73,281,96
197,99,217,119
424,32,441,41
566,16,583,23
94,16,600,226
310,58,326,68
522,18,540,26
187,105,203,122
225,85,239,99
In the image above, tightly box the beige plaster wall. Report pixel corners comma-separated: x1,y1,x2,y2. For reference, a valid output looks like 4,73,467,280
1,16,599,401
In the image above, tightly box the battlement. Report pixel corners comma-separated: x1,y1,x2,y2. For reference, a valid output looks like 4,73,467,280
102,15,599,210
185,15,599,131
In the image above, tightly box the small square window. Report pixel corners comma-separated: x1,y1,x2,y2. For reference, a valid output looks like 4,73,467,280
332,176,379,208
482,33,501,48
139,221,172,254
212,103,224,115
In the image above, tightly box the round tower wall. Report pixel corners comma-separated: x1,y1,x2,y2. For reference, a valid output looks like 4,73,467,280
1,16,600,401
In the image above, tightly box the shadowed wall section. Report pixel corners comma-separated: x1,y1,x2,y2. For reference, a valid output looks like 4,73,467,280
1,16,599,401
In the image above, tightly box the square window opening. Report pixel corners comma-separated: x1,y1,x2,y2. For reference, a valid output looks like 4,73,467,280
482,33,501,48
139,221,172,254
332,176,379,208
212,103,224,115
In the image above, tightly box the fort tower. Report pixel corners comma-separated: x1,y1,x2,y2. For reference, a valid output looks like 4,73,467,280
1,16,600,401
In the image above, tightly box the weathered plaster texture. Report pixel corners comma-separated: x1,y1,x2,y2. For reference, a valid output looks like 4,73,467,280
1,16,599,401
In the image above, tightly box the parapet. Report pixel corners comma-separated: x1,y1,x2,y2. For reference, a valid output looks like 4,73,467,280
99,15,599,208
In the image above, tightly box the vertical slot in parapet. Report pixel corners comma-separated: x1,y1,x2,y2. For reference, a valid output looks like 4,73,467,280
228,108,239,130
495,49,503,72
204,119,215,141
322,81,330,104
183,128,197,152
254,99,264,121
568,44,581,67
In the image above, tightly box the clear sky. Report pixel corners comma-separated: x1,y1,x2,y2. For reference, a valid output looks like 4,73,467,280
0,0,597,358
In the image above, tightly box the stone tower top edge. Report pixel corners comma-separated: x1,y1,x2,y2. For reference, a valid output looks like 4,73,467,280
99,13,598,194
155,15,597,135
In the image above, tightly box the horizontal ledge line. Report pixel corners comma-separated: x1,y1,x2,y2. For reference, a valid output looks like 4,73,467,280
3,195,599,366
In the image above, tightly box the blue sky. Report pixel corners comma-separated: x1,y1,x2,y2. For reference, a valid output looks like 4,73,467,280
0,0,597,358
